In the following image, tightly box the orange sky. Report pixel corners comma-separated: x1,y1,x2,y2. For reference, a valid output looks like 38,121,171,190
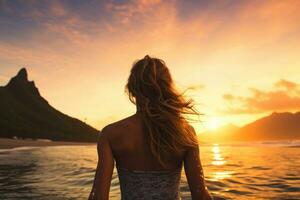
0,0,300,132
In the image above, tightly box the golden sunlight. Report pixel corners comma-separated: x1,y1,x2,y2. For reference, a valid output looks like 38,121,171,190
206,117,223,131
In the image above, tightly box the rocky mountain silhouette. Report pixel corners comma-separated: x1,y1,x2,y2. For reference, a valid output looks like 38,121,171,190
0,68,98,142
237,112,300,141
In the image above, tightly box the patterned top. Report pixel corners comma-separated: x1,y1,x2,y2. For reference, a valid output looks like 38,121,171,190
116,165,182,200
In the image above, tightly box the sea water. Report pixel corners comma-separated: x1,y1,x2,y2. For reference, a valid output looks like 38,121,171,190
0,142,299,200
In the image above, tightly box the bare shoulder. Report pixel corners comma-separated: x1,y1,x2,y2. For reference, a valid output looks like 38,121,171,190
99,115,136,140
184,123,199,151
186,123,196,135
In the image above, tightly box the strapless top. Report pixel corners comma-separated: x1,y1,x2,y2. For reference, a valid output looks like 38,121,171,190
116,165,182,200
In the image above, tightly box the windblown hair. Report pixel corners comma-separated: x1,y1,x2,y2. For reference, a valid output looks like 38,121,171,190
125,55,200,167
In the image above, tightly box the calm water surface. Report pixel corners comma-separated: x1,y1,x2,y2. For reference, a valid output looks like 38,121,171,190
0,142,299,200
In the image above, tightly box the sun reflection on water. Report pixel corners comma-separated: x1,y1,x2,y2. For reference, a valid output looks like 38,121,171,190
211,144,234,181
212,144,226,166
213,171,234,180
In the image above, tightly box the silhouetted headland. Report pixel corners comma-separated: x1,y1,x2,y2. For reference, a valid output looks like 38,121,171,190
0,68,98,142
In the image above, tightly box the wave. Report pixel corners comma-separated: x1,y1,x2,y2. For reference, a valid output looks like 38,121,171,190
0,146,41,153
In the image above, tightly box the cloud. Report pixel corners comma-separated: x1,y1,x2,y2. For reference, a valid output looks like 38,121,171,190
275,79,298,90
49,1,67,17
1,0,300,56
222,79,300,114
105,0,162,25
1,0,299,75
0,0,179,72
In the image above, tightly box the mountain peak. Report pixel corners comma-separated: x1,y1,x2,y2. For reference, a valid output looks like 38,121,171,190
16,68,28,81
6,67,42,97
6,67,29,87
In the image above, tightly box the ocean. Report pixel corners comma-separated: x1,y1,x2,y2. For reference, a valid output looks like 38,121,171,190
0,142,299,200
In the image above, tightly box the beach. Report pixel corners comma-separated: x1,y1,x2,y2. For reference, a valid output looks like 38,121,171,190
0,138,95,149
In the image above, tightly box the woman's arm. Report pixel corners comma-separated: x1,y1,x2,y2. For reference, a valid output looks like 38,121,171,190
184,127,213,200
88,127,114,200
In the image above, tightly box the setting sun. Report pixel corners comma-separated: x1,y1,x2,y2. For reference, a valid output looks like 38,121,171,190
206,117,223,130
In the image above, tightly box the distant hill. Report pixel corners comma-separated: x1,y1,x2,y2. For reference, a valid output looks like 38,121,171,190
0,68,98,142
199,112,300,142
237,112,300,141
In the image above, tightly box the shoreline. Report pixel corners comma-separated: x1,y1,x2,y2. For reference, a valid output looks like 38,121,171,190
0,138,96,149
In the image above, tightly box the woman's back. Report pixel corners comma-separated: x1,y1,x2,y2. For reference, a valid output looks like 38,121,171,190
104,113,184,199
106,113,184,171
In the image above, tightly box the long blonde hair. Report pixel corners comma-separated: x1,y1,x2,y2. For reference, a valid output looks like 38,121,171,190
125,55,199,167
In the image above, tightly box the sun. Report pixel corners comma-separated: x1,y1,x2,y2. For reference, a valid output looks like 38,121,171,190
206,117,223,130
